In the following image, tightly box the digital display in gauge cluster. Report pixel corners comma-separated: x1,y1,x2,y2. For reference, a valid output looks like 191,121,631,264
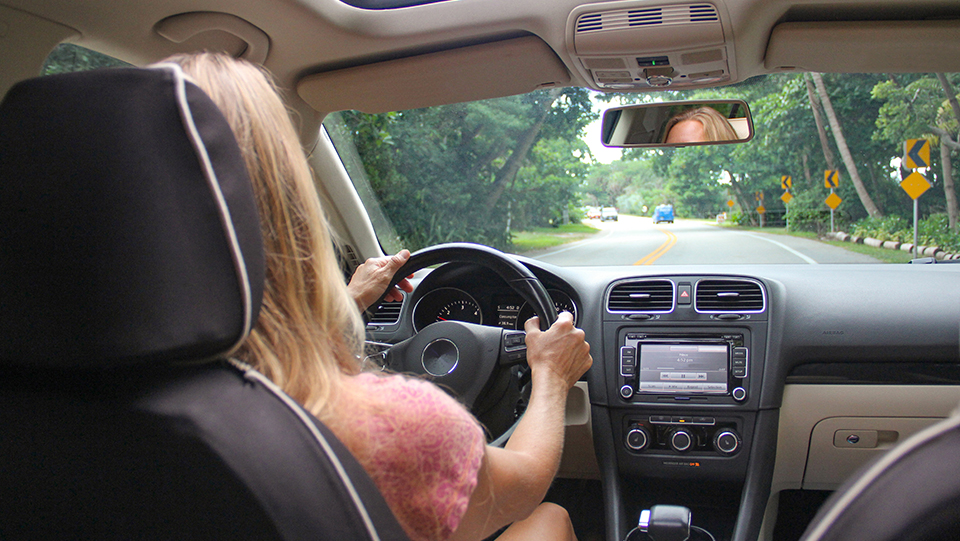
495,300,522,329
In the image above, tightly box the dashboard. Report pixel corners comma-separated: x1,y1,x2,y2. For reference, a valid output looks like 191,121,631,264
365,258,960,541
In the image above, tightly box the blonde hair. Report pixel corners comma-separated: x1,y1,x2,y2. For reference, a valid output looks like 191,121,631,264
663,106,739,143
162,52,365,416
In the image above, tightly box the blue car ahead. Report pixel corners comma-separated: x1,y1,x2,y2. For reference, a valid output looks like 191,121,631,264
652,204,674,224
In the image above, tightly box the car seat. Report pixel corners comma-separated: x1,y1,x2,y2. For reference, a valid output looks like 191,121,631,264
800,406,960,541
0,65,408,541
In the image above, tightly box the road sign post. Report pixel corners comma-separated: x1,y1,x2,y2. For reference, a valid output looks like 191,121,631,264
756,191,765,228
824,170,840,232
901,140,931,258
900,170,932,258
779,176,793,230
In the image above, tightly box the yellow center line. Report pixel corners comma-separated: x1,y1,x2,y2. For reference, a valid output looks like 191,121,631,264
634,226,678,265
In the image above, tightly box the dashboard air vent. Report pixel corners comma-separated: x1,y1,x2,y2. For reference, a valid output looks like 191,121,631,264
608,280,674,313
367,297,404,325
575,4,719,34
696,280,764,312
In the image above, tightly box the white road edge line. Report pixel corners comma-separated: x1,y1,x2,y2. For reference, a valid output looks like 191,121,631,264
740,232,819,264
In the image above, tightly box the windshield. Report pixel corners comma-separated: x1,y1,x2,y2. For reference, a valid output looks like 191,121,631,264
323,73,960,266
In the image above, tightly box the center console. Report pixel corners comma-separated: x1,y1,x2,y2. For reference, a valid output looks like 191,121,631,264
595,277,770,541
611,328,759,482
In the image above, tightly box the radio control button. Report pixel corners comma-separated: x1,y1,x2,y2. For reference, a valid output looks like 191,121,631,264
715,430,741,455
671,429,694,452
619,346,637,377
732,387,747,401
626,427,649,451
619,385,634,399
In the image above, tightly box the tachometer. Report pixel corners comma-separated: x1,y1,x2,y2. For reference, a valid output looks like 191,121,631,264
516,290,578,329
437,299,482,324
413,287,484,332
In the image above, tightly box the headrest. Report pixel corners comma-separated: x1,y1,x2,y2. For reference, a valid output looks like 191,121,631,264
0,66,265,369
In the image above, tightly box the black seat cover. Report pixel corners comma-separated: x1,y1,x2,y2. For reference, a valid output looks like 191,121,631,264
0,66,408,541
800,410,960,541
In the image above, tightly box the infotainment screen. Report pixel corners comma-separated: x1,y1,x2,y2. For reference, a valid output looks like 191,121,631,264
636,342,729,394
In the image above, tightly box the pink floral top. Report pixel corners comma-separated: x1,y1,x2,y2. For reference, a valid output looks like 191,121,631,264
347,372,486,541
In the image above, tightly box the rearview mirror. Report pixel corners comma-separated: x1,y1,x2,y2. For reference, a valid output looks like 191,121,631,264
601,100,753,148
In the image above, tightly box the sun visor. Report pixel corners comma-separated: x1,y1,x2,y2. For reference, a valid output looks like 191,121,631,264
296,36,571,114
765,20,960,73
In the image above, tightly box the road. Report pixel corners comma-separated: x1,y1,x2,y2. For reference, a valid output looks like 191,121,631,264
526,214,882,266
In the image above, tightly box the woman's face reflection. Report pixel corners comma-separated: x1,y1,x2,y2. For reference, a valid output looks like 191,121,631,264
665,119,705,144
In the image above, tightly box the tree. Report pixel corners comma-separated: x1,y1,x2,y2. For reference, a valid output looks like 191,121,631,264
874,74,960,231
935,73,960,231
335,88,595,250
804,73,838,172
811,73,883,217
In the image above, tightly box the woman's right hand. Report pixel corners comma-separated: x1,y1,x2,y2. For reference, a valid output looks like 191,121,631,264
450,312,591,541
523,312,592,391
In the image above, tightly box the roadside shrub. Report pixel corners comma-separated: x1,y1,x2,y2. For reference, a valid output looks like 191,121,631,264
851,213,960,251
786,207,835,234
917,214,960,251
784,192,849,234
852,215,908,241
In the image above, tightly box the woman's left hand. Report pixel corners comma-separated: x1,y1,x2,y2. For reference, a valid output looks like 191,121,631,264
347,249,413,311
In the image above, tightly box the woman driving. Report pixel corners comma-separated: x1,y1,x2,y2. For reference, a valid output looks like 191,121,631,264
159,52,593,541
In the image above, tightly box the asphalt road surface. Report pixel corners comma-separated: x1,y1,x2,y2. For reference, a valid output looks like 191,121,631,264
527,215,882,266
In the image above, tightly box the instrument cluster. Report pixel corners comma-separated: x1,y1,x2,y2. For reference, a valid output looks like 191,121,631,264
410,265,578,333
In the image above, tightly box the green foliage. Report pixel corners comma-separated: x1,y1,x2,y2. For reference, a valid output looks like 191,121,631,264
328,69,960,252
332,88,595,250
581,158,672,214
727,211,746,226
852,215,908,240
851,213,959,251
612,72,958,232
785,190,845,234
41,44,129,75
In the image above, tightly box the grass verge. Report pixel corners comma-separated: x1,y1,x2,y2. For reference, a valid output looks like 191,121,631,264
510,222,599,252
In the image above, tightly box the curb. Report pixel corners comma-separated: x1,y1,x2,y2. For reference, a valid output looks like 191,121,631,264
824,231,959,261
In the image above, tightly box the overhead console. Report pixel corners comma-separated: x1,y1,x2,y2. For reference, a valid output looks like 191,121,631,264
565,1,736,90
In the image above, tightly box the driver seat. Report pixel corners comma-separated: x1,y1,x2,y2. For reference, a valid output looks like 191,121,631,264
0,66,407,541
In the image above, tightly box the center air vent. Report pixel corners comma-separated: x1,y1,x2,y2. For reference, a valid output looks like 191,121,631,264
695,280,764,313
575,4,719,34
368,298,404,325
608,280,674,313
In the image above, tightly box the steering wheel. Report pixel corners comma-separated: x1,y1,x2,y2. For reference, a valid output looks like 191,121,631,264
376,243,558,445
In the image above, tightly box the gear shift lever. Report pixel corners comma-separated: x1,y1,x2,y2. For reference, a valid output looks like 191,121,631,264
637,505,692,541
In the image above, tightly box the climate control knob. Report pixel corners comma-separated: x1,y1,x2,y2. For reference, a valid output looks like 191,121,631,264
670,429,694,452
625,427,650,451
714,430,741,455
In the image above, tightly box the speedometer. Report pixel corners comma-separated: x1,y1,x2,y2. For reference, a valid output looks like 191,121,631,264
413,287,484,332
516,290,578,330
